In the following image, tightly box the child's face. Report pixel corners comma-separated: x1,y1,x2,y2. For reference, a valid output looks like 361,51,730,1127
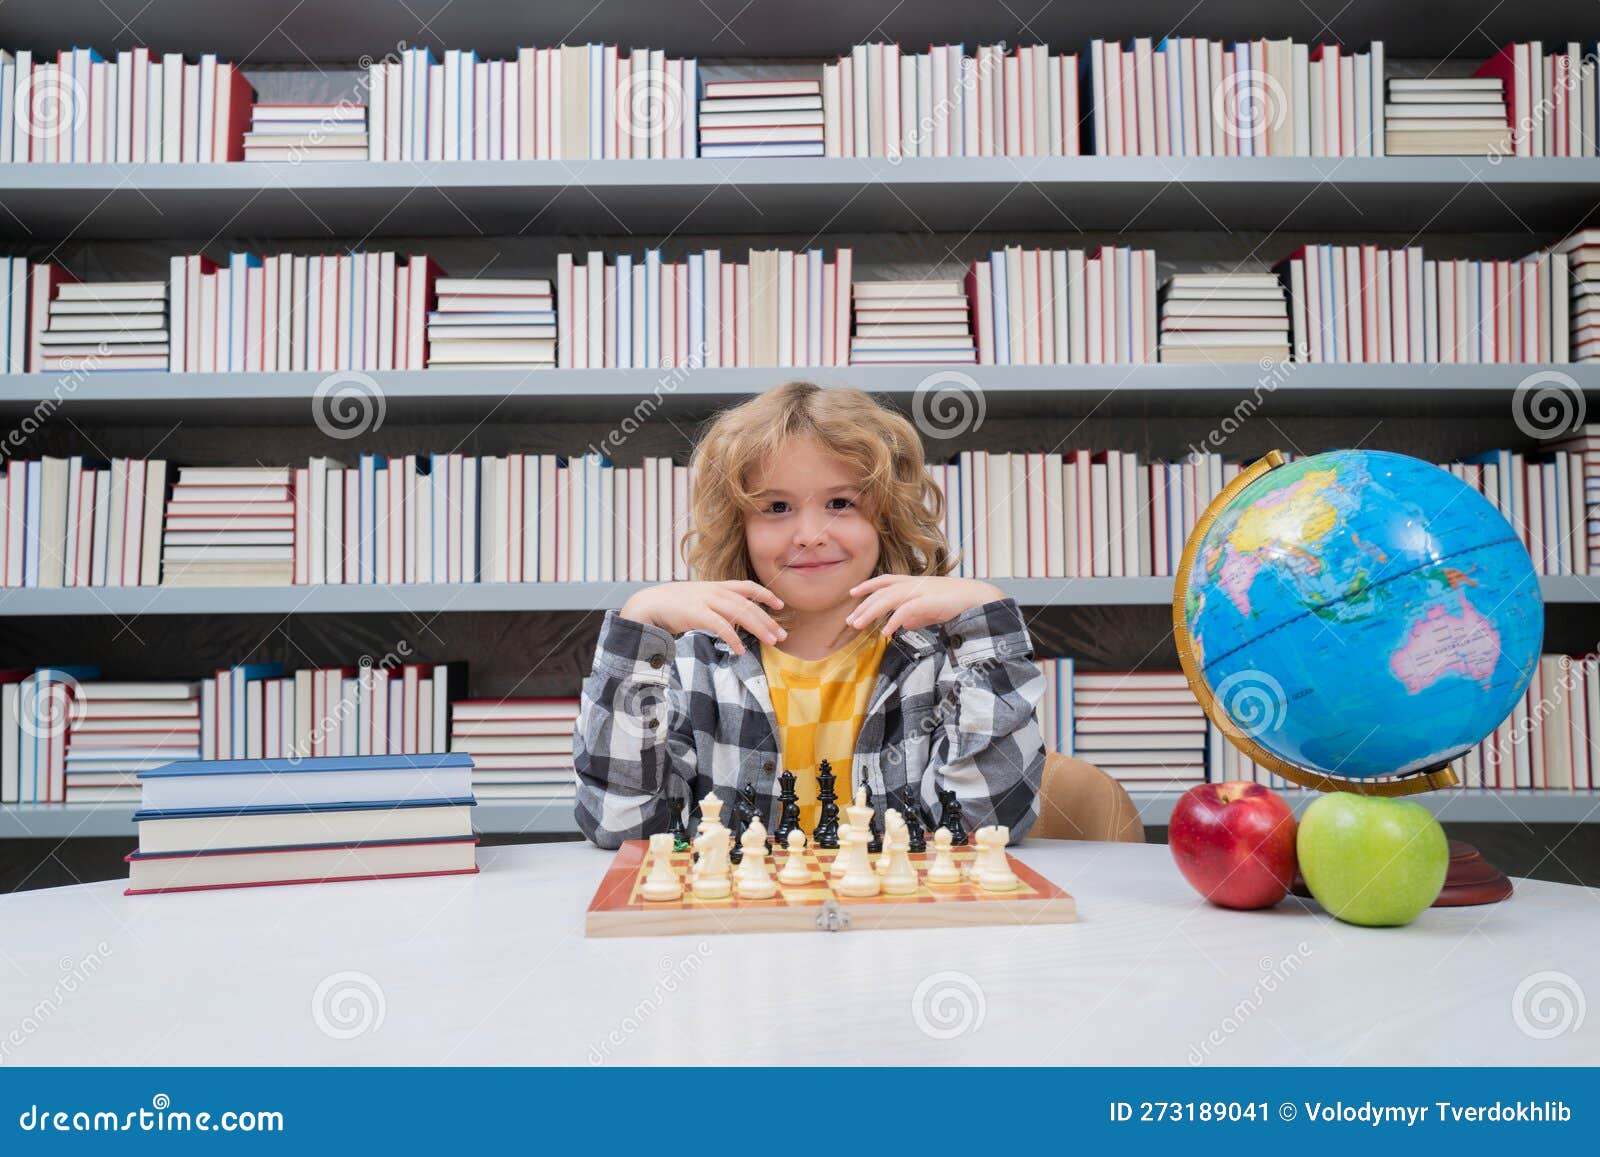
743,436,881,616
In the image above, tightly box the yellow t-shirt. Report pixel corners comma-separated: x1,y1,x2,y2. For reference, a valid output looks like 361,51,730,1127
760,627,889,834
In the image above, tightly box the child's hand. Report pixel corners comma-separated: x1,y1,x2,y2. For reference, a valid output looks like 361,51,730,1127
844,575,1006,637
619,581,787,656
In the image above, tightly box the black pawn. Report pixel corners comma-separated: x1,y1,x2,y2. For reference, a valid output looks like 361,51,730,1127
812,760,841,849
900,788,926,853
864,782,884,854
936,787,969,847
772,770,803,849
669,785,691,852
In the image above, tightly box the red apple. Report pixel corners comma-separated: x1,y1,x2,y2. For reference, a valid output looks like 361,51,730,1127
1168,781,1298,909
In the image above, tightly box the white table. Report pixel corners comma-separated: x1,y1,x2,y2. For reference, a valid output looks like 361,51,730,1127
1,840,1594,1065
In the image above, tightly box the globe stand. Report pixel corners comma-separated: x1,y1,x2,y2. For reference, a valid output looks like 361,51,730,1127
1173,450,1525,911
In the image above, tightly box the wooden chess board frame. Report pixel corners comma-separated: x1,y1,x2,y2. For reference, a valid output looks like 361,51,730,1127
585,840,1078,937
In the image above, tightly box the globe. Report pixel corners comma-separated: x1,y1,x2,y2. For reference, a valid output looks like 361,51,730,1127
1176,449,1543,784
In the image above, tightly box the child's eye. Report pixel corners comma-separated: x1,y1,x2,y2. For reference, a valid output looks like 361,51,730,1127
765,501,790,514
828,497,854,510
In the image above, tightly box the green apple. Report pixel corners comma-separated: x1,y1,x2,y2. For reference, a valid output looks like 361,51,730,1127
1296,793,1448,927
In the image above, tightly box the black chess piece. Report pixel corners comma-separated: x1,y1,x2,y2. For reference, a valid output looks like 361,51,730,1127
736,783,769,852
864,781,884,854
668,782,691,852
812,760,841,849
900,787,927,853
771,770,803,849
936,787,969,847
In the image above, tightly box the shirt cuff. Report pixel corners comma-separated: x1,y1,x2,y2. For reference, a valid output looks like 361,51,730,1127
593,609,677,682
942,597,1033,667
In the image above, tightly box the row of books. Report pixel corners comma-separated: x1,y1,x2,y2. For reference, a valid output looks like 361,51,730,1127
0,47,250,163
1478,42,1599,158
555,248,855,369
8,441,1593,590
1278,243,1574,363
1089,38,1384,157
126,753,480,895
822,43,1080,159
1,658,465,804
970,246,1160,365
1039,660,1600,793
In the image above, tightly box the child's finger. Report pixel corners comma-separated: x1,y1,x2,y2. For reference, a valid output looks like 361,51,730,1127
717,595,784,644
847,573,900,596
726,579,784,608
693,609,745,655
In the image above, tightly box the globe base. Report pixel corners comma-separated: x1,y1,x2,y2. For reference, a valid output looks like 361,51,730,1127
1290,838,1513,907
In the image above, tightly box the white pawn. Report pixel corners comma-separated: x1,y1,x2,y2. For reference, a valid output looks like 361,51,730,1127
877,810,907,875
882,817,919,895
735,820,778,899
974,825,1019,892
925,826,961,885
778,829,811,886
641,831,685,901
829,814,853,878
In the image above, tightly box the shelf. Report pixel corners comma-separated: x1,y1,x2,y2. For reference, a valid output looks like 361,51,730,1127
1,0,1584,67
4,157,1600,239
2,363,1594,424
6,789,1597,838
1128,788,1600,826
0,798,582,838
0,576,1594,617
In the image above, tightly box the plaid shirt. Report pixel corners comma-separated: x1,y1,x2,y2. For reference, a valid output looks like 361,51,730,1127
573,597,1046,849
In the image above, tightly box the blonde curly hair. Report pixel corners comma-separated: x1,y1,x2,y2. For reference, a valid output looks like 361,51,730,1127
682,381,954,625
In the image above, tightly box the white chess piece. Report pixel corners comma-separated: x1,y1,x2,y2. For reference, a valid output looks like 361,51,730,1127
691,795,732,899
735,820,778,899
882,816,918,895
835,799,881,897
691,792,726,884
829,814,853,878
876,810,904,874
778,829,811,886
640,831,685,901
926,826,961,884
974,825,1019,892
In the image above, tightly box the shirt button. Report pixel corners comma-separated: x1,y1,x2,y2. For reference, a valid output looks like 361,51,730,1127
648,653,665,668
763,760,774,772
645,718,658,730
950,634,964,649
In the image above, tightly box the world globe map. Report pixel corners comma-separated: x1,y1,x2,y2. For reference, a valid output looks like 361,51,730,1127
1181,449,1543,779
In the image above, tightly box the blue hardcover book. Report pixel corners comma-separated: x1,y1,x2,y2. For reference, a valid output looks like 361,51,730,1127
989,251,1010,365
136,752,475,813
359,454,384,583
615,254,633,368
227,253,261,372
135,796,477,821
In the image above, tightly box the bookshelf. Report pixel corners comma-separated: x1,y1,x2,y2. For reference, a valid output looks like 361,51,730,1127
5,157,1600,237
5,6,1600,835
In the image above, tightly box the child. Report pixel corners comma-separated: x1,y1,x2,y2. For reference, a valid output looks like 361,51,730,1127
573,380,1046,850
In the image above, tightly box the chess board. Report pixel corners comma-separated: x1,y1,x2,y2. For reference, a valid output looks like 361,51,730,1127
585,840,1077,937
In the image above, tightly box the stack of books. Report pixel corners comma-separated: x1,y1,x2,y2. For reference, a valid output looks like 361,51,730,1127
125,753,480,895
2,48,251,163
557,247,854,369
968,246,1159,364
697,78,823,157
31,278,170,372
0,455,168,587
168,251,439,373
1475,42,1596,157
0,666,98,804
1089,38,1385,156
1158,273,1291,364
363,45,697,162
243,102,369,161
1277,243,1571,363
198,661,463,760
426,277,557,369
63,681,200,803
823,43,1079,157
1557,231,1600,361
849,279,976,364
1070,671,1209,790
1384,76,1510,155
449,698,579,800
161,467,294,587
